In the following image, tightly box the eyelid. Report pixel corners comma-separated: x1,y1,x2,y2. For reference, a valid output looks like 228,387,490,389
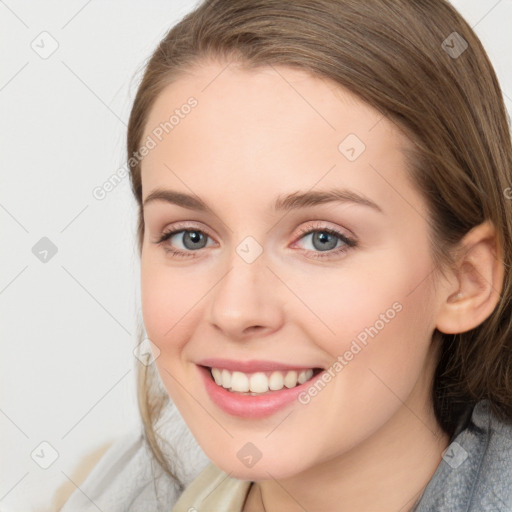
154,221,217,242
292,220,356,243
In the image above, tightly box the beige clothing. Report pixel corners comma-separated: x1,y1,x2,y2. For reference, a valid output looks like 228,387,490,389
171,462,252,512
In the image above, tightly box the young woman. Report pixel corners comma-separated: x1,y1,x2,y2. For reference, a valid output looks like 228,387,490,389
61,0,512,510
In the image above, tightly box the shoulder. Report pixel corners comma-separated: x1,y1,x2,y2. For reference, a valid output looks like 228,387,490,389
416,399,512,511
59,429,174,512
172,462,252,512
59,427,209,512
467,400,512,510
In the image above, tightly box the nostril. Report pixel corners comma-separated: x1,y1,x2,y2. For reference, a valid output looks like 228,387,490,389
243,325,265,334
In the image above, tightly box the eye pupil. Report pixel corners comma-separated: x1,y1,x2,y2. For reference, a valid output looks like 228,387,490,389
184,230,206,249
312,231,338,251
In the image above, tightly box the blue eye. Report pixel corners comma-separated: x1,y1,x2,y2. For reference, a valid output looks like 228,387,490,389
294,226,357,259
154,223,357,260
156,228,214,257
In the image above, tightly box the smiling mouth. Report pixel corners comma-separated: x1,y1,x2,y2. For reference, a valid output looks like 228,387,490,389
203,366,324,395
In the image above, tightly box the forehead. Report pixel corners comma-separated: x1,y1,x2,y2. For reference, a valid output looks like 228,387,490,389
142,61,392,145
139,60,424,220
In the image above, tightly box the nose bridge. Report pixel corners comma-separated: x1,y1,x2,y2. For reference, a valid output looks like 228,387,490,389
207,240,283,337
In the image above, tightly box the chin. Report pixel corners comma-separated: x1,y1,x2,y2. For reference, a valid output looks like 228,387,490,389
211,451,309,481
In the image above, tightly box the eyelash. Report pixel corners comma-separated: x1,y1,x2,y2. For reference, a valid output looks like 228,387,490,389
153,221,357,260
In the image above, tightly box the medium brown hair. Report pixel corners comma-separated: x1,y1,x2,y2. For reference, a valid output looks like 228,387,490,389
127,0,512,485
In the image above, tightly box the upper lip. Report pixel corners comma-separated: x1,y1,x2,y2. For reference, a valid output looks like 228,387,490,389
197,358,322,373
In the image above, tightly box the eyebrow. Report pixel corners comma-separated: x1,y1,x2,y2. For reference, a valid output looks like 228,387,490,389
143,188,383,213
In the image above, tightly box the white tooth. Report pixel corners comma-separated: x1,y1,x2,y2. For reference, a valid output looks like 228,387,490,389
284,370,298,388
268,371,285,390
249,372,269,393
221,369,231,389
230,371,249,392
211,368,222,385
214,368,314,393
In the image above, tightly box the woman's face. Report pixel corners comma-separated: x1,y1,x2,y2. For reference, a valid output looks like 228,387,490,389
139,60,447,479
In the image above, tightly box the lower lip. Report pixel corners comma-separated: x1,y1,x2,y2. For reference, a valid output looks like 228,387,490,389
198,365,322,418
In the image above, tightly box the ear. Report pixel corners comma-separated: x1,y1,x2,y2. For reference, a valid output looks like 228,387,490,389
435,220,505,335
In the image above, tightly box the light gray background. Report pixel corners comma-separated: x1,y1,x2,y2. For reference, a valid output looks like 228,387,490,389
1,1,511,511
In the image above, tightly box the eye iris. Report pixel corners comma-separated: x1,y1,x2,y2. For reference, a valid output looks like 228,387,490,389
312,231,338,251
183,230,206,250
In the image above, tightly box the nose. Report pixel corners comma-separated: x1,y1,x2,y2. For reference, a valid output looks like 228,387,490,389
207,251,284,340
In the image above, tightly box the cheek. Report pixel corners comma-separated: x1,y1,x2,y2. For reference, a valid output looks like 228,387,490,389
282,255,437,455
140,256,197,355
291,249,436,390
282,260,415,344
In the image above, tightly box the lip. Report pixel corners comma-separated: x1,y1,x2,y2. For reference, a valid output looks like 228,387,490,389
198,364,324,418
197,357,319,373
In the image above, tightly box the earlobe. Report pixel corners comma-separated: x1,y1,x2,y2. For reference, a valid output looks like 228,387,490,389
435,220,504,335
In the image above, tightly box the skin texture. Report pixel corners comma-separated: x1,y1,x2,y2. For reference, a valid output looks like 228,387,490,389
139,61,503,512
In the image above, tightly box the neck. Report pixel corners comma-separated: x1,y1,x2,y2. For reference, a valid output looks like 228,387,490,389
252,412,448,512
